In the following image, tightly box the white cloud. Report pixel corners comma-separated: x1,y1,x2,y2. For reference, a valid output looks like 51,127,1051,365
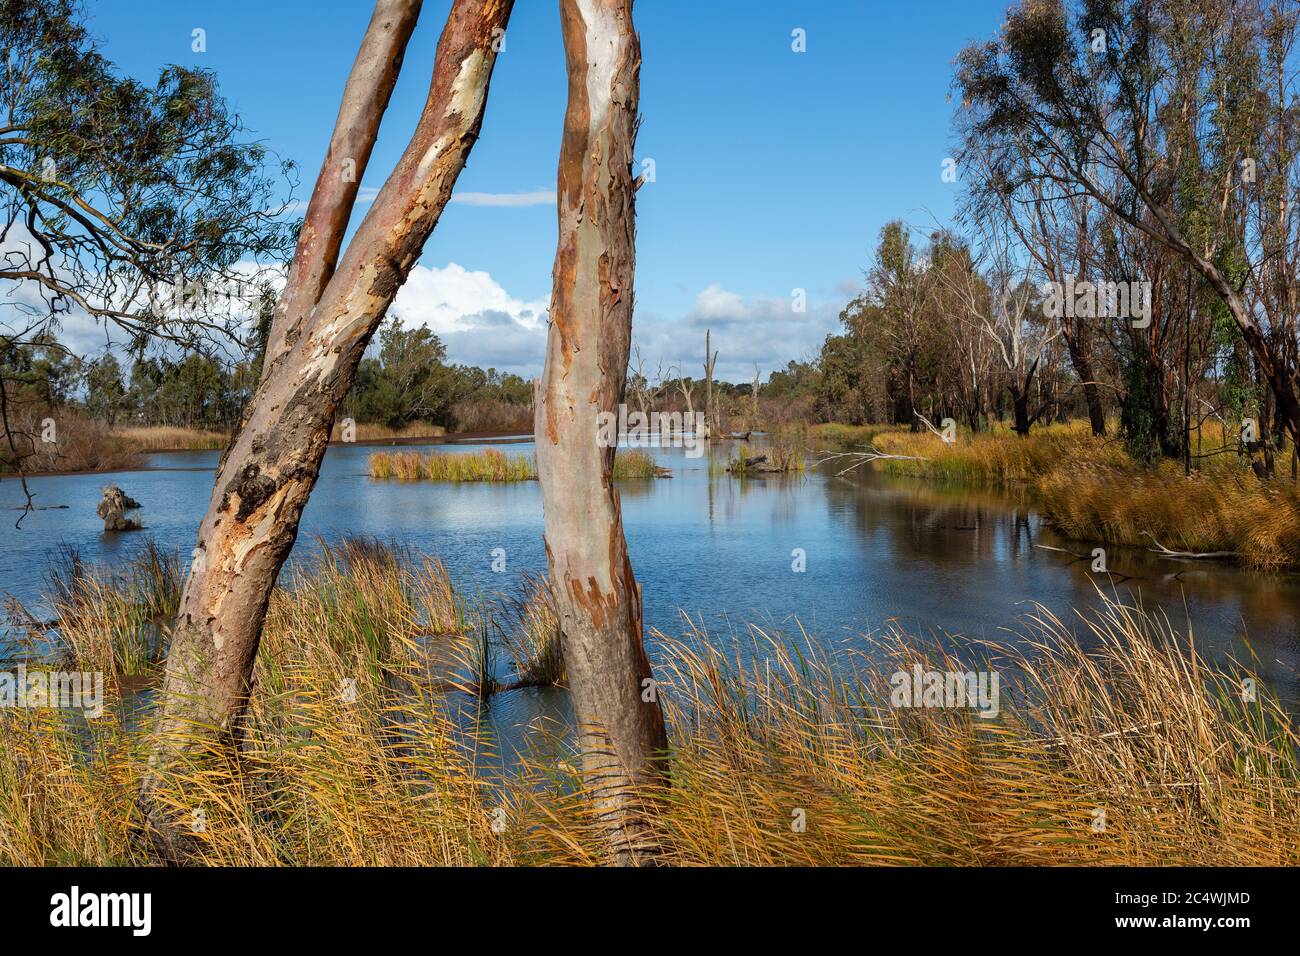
3,218,845,387
391,276,845,383
388,262,549,374
284,183,552,214
451,188,555,207
632,283,845,383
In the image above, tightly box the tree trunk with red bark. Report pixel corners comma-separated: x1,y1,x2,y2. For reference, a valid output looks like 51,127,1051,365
534,0,668,866
139,0,515,858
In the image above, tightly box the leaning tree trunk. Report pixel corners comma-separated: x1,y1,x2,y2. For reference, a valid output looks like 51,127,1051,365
139,0,515,857
263,0,423,366
535,0,667,866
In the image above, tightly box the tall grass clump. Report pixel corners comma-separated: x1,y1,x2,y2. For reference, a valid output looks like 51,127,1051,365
870,420,1117,482
502,597,1300,865
369,448,536,482
371,448,667,482
1,540,511,866
331,421,447,442
113,425,229,452
497,578,564,688
725,438,804,475
4,544,1297,866
1038,460,1300,569
41,540,181,677
611,448,667,479
808,422,893,450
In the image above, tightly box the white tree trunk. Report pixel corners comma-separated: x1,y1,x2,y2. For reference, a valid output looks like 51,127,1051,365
140,0,515,858
535,0,668,865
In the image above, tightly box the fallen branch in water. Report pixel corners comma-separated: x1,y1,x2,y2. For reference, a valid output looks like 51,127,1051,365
1034,543,1084,557
1032,544,1138,581
812,449,931,477
1141,531,1238,560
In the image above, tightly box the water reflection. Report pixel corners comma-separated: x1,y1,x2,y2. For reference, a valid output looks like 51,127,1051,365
2,439,1297,755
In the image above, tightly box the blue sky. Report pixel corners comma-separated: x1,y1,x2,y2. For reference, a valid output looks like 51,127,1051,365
86,0,1012,380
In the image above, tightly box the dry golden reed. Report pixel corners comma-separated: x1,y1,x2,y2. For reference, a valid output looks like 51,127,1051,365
369,447,664,482
3,543,1296,866
865,421,1300,569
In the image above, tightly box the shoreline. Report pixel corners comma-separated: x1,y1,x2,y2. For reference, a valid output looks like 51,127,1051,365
0,430,538,479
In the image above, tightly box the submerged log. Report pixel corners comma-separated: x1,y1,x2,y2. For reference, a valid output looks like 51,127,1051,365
728,453,781,474
96,485,142,531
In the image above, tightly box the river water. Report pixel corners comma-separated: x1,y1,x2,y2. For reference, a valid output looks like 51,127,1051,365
3,440,1298,722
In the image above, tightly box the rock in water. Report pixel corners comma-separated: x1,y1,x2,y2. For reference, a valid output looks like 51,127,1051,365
96,485,142,531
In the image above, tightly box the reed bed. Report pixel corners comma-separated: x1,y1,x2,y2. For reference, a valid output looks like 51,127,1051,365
331,421,447,442
370,448,536,482
725,440,805,475
497,578,564,688
871,420,1121,482
3,543,1296,866
39,541,180,676
1039,462,1300,570
369,448,666,482
857,421,1300,569
611,449,668,479
808,422,895,450
622,602,1300,866
113,425,229,452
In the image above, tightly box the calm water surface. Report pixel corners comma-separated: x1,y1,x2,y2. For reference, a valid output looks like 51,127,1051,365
3,440,1298,736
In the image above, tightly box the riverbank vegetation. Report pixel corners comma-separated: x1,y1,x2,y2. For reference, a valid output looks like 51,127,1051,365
0,315,534,475
113,426,230,453
3,542,1296,866
823,421,1300,570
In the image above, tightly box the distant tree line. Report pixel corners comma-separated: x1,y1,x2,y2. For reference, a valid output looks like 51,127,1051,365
1,313,534,435
339,317,533,433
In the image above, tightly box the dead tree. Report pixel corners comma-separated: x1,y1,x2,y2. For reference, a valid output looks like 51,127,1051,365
703,329,718,436
674,368,695,425
140,0,516,855
534,0,667,865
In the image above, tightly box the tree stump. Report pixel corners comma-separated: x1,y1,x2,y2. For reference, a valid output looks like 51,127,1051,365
96,485,142,531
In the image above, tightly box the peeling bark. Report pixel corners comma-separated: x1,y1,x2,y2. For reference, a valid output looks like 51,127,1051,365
263,0,424,366
139,0,515,858
535,0,667,865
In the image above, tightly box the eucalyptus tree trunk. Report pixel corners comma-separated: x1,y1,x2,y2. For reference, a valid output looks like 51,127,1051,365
140,0,515,855
535,0,668,865
263,0,423,366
